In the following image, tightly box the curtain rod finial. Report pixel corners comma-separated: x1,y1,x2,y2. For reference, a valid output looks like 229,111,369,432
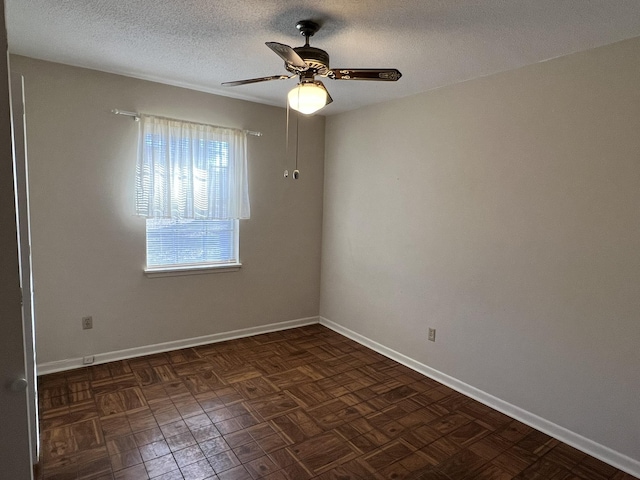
112,109,140,121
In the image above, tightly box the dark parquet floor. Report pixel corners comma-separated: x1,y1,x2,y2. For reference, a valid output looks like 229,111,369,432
37,324,637,479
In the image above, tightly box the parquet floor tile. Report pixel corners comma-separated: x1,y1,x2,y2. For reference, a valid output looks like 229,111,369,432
36,325,637,479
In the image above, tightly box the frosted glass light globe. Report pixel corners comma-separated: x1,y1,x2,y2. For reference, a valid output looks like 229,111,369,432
288,83,328,115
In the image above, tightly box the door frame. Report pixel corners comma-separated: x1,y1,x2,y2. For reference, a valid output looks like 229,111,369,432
11,70,39,465
0,9,34,473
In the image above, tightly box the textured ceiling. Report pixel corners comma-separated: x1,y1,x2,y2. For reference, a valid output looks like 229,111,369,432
6,1,640,115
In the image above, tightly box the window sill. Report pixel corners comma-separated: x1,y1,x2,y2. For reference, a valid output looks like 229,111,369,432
144,263,242,278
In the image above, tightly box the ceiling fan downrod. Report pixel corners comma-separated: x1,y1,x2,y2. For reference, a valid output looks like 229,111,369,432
296,20,320,47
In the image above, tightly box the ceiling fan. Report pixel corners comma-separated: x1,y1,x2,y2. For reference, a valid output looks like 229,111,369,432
222,20,402,115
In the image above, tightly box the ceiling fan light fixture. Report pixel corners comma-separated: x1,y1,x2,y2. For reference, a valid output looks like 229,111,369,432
288,82,327,115
222,20,402,113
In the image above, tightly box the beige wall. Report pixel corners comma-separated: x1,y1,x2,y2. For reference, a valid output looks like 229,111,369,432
321,37,640,462
10,56,324,365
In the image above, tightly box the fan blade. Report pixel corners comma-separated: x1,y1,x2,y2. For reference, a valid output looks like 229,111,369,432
326,90,333,106
222,75,294,87
315,81,333,106
266,42,309,70
330,68,402,81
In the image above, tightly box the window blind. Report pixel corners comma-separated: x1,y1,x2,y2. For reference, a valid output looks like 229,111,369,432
146,218,236,268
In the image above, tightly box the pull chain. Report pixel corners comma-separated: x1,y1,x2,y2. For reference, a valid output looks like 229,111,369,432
284,101,290,178
292,85,300,179
284,94,301,180
293,110,300,179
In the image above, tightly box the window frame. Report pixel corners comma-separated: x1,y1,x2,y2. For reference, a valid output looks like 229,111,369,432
144,218,241,278
140,130,242,278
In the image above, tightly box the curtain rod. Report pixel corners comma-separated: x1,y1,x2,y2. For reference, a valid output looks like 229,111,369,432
111,109,263,137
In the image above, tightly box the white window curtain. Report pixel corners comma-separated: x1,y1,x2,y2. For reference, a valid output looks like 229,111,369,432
135,115,250,219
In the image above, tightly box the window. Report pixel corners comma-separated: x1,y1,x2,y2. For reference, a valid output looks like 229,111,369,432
135,115,250,274
146,218,238,269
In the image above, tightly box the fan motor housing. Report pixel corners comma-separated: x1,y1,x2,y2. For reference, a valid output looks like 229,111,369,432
292,46,330,74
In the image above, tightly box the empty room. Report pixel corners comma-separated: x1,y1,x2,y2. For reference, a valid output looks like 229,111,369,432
1,1,639,479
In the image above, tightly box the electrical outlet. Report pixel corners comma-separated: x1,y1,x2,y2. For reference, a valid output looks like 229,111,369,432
82,316,93,330
428,328,436,342
83,356,94,365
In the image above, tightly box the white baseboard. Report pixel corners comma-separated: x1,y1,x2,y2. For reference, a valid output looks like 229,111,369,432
319,316,640,479
37,316,319,376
